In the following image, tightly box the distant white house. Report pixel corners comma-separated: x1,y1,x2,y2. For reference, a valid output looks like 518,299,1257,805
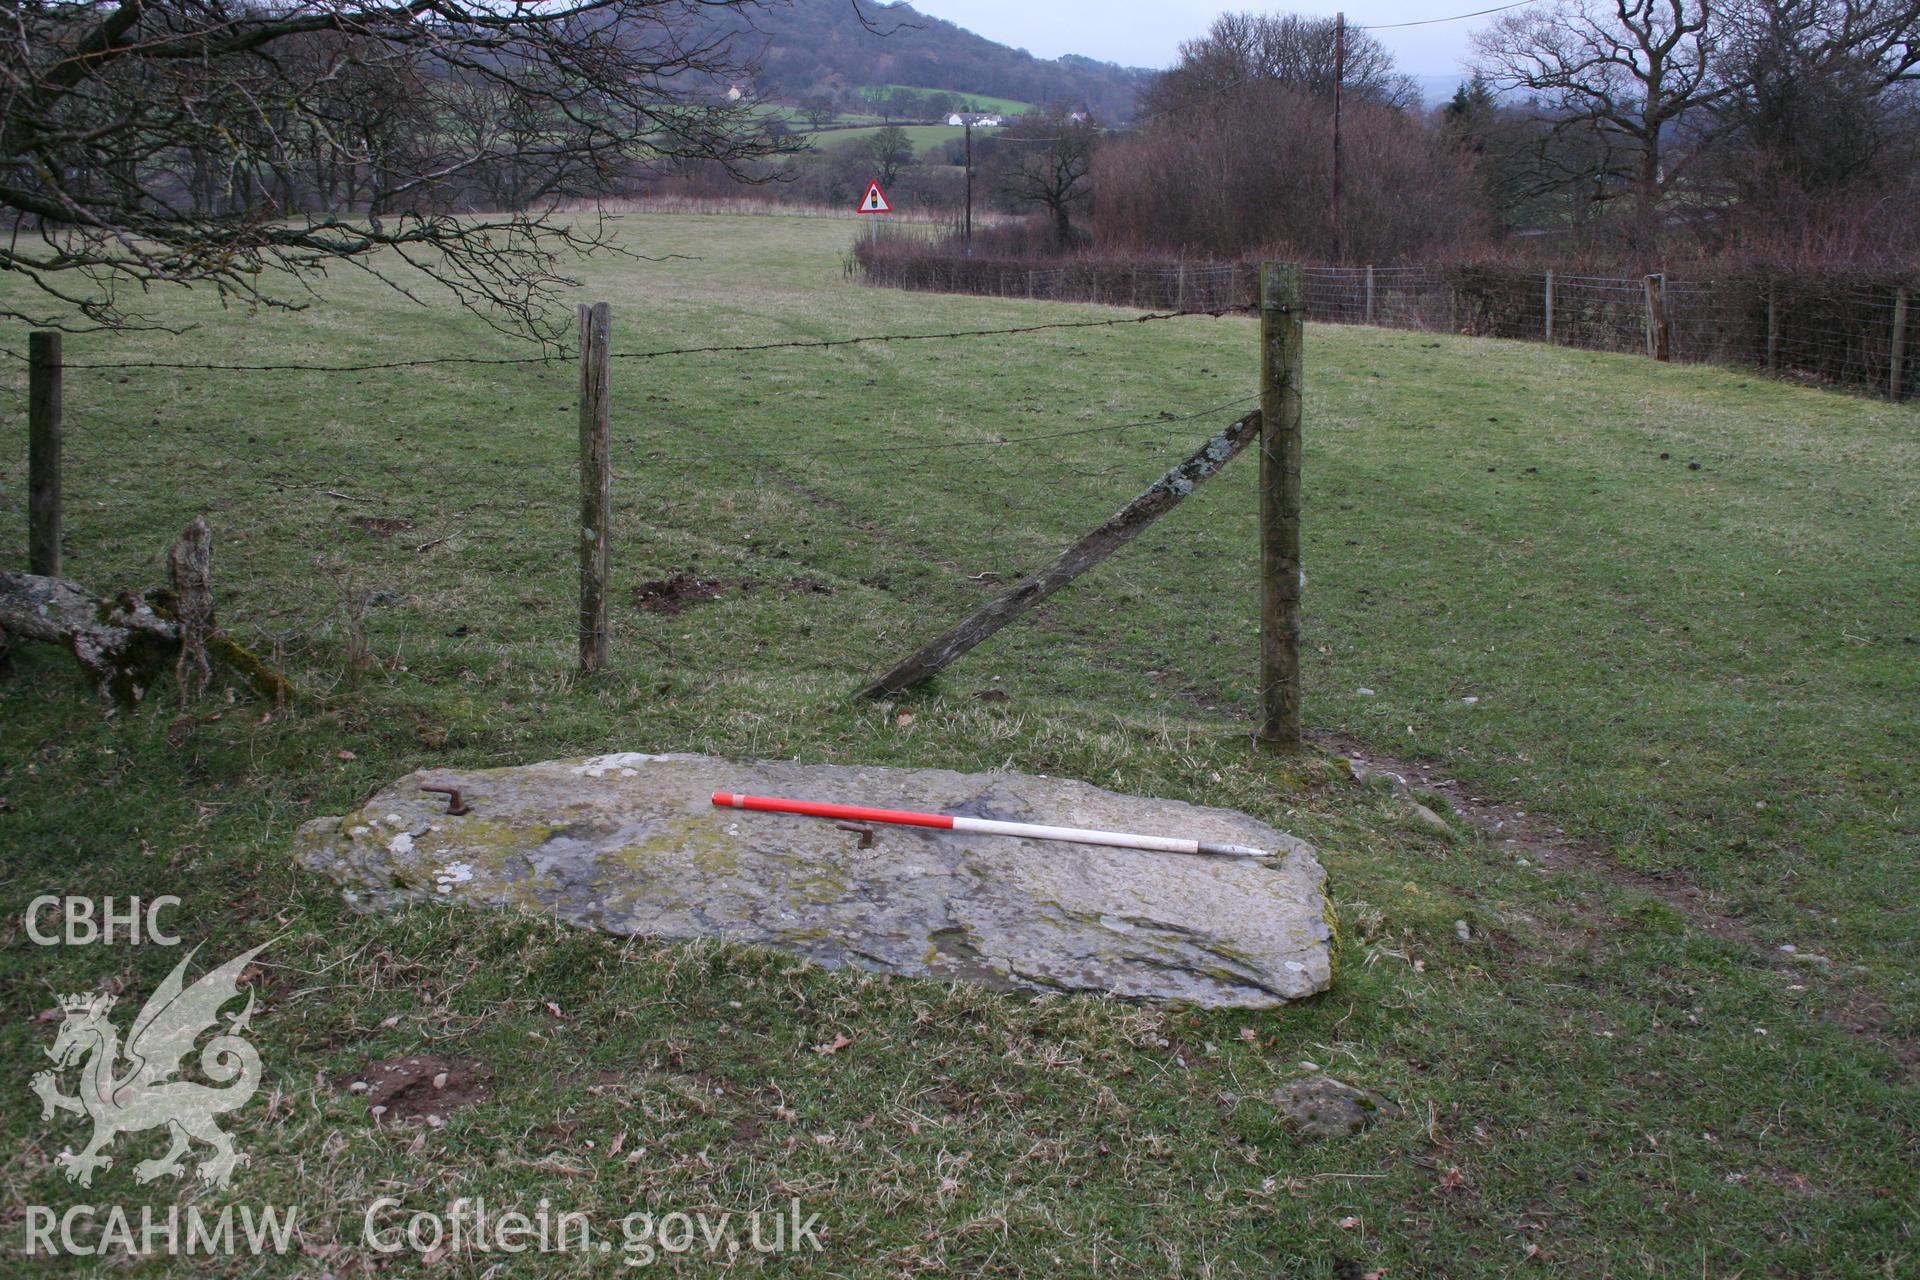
946,113,965,127
946,112,1006,128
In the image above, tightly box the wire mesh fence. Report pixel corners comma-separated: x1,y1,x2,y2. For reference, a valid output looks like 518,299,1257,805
856,252,1918,401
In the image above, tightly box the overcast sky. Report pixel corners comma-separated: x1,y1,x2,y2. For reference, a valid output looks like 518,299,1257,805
901,1,1496,78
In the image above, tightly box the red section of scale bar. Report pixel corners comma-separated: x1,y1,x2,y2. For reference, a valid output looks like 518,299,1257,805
711,792,957,830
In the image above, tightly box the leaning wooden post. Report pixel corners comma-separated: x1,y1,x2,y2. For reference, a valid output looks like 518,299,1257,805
1644,273,1671,362
1544,270,1555,344
859,411,1261,700
1890,286,1909,401
28,331,62,577
1259,263,1305,751
577,302,612,675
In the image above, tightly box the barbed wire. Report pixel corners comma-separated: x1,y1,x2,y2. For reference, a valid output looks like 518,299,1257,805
0,307,1254,375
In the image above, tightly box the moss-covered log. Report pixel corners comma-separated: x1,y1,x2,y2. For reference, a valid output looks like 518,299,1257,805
0,570,292,706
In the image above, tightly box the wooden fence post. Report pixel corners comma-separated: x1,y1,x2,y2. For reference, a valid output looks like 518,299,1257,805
577,302,612,675
1765,280,1780,371
28,331,62,578
1890,286,1909,401
1259,263,1305,751
1544,270,1555,344
1364,265,1376,326
1644,273,1671,362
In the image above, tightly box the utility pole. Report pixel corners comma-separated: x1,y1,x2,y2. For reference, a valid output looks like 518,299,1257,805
964,117,974,254
1333,11,1347,264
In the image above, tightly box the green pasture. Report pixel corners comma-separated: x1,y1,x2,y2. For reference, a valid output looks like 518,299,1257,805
0,213,1914,1277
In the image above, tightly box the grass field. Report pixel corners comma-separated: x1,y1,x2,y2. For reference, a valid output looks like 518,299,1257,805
801,123,967,157
857,85,1034,116
1,213,1915,1277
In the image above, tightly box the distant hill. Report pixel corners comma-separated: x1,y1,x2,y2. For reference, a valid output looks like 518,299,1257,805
692,0,1155,121
1414,74,1470,107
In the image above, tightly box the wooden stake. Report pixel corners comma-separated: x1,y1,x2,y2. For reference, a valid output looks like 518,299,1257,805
1260,262,1305,750
1645,273,1671,362
28,331,62,577
1544,270,1555,344
859,411,1261,699
577,302,612,675
1364,265,1376,326
1891,286,1909,401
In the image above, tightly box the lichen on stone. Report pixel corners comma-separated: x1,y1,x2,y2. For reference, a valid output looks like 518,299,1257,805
292,755,1337,1009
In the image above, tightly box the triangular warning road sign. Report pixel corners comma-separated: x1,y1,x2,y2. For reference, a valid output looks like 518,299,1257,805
858,181,892,214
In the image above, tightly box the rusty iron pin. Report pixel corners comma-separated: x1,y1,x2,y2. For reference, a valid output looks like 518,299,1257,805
420,784,471,816
833,821,876,849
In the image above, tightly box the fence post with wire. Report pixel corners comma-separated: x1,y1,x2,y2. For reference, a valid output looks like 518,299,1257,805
1891,287,1909,401
28,330,62,578
1259,263,1306,752
578,302,613,676
853,253,1919,401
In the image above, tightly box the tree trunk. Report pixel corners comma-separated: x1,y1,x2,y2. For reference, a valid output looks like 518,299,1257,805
1632,135,1663,250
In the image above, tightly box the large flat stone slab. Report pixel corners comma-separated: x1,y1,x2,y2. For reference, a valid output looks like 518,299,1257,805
293,754,1336,1007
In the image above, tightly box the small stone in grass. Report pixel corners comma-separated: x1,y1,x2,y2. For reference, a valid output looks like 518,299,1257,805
1272,1076,1399,1138
1409,803,1452,838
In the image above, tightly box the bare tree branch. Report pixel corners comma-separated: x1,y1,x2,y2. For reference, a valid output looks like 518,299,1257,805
0,0,797,337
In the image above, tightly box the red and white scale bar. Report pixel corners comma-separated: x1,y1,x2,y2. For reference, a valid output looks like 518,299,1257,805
712,793,1270,859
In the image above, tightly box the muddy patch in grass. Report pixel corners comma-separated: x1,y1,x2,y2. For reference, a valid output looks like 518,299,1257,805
633,575,727,615
358,516,416,537
633,574,837,615
339,1054,492,1125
